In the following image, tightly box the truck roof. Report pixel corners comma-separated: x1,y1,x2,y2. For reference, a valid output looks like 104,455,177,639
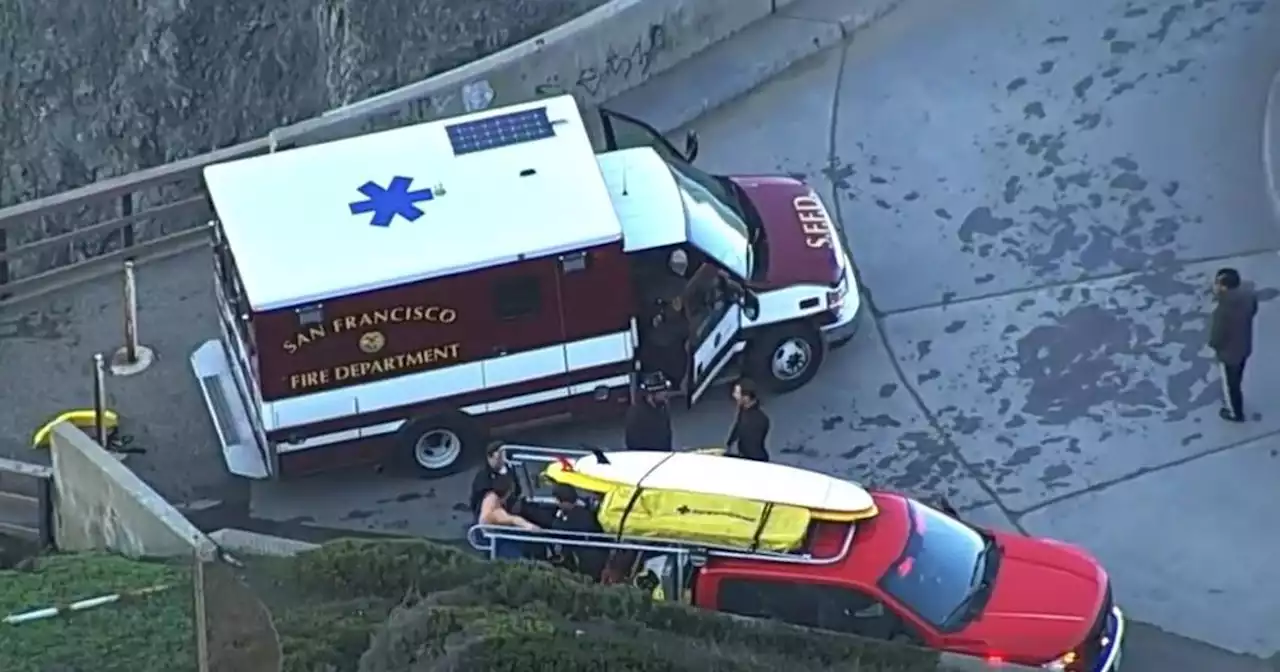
203,95,623,312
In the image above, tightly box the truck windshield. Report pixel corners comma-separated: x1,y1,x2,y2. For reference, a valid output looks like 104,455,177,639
666,160,755,280
878,501,993,632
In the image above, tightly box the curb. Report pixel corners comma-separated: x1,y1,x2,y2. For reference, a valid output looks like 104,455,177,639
607,0,907,133
271,0,906,147
1264,68,1280,226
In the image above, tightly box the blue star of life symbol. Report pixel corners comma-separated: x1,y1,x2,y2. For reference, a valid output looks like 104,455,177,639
348,176,438,228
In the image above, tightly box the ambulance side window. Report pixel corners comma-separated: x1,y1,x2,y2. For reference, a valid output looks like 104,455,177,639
215,242,256,356
492,276,542,320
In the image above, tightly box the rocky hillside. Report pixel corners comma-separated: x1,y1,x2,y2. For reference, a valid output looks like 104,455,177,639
0,0,604,207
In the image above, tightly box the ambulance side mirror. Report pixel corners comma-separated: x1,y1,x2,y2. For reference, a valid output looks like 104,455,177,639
739,290,760,321
683,131,700,163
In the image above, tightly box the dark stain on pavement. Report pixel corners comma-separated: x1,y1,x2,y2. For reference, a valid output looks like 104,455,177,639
958,207,1016,242
0,309,71,340
1149,4,1187,42
1073,75,1095,99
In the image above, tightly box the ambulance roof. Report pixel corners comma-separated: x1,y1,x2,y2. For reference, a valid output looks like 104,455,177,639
203,95,623,312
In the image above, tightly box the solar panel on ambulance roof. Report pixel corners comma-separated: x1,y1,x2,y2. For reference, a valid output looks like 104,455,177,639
446,107,557,156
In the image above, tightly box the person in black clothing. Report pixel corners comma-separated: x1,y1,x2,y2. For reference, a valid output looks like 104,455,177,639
550,483,608,580
625,373,674,451
727,379,770,461
648,297,690,385
1208,267,1259,422
468,441,522,514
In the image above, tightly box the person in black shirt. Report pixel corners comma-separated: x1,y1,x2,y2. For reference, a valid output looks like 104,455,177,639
469,441,523,514
550,483,608,580
625,373,674,451
727,379,770,462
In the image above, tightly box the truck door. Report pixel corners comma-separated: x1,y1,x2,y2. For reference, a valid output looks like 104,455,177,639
704,574,925,644
684,266,743,406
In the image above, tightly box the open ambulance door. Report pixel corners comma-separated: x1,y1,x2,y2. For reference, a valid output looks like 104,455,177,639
596,108,699,163
686,285,744,407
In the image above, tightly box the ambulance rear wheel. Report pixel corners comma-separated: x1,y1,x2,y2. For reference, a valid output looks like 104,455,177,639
398,413,484,479
747,323,825,394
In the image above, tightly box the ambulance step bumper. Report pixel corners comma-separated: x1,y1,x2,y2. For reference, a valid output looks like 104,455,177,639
191,340,269,479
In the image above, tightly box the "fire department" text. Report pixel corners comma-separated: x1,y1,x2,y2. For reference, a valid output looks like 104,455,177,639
287,342,462,391
282,305,457,353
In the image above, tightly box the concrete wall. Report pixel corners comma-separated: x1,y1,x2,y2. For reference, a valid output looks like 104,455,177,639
49,421,217,559
0,0,607,211
278,0,800,147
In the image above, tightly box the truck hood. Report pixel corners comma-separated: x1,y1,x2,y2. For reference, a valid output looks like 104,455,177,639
729,176,843,290
954,532,1105,664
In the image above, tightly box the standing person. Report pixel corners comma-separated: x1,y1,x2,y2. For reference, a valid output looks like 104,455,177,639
469,441,522,514
726,379,770,461
1208,267,1258,423
650,297,690,386
625,373,674,451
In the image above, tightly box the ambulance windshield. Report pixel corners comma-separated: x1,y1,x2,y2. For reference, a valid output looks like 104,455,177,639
667,161,754,281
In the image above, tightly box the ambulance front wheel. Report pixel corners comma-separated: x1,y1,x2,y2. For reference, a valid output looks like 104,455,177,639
747,323,825,394
398,413,484,479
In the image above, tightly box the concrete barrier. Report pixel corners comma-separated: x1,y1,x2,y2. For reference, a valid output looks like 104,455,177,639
272,0,806,148
49,422,217,559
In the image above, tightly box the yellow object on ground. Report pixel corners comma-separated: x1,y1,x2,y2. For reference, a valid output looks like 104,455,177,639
32,409,118,449
596,485,810,553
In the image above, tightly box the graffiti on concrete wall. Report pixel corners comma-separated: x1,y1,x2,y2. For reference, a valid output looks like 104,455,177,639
535,24,669,97
357,79,495,135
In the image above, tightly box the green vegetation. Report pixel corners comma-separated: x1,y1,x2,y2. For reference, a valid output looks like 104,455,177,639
3,539,948,671
251,538,945,672
0,553,194,672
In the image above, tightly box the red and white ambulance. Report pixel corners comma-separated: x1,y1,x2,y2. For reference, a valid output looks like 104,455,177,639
191,95,862,480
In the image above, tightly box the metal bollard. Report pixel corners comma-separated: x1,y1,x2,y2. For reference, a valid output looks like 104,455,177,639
123,261,139,363
110,260,155,376
92,353,108,446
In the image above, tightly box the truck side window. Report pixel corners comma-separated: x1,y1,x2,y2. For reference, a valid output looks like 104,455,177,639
715,578,901,639
492,276,542,320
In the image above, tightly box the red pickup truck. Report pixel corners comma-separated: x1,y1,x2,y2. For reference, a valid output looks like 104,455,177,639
469,446,1125,671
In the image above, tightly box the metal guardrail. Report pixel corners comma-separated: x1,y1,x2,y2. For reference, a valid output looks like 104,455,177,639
0,44,556,308
0,139,275,308
0,457,55,547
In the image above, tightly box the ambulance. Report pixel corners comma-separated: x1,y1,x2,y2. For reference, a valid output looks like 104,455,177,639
191,95,862,480
472,446,1126,672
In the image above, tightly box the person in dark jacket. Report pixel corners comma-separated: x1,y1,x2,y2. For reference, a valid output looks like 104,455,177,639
727,379,770,461
550,483,608,580
647,297,690,385
469,441,523,514
625,373,674,451
1209,267,1258,422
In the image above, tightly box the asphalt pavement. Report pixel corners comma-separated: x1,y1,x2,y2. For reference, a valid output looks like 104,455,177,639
3,0,1280,669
